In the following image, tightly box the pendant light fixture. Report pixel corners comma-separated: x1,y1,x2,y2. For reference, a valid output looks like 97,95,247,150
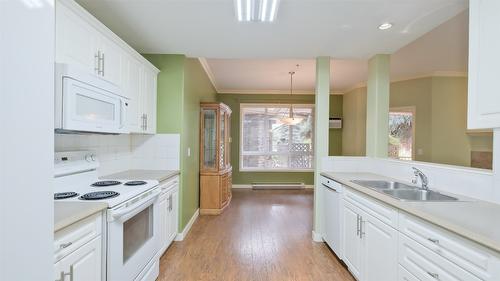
280,70,303,126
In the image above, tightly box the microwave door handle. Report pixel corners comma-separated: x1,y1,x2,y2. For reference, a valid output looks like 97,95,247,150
109,190,160,222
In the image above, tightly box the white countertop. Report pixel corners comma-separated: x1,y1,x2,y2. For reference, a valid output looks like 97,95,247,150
54,201,107,232
102,169,180,182
321,171,500,253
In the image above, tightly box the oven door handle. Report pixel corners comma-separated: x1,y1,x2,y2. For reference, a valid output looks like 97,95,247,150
109,189,160,222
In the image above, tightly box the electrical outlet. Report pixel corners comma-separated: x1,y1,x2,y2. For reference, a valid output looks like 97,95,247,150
187,147,191,157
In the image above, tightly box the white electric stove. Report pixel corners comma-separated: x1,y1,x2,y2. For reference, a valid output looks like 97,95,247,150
54,151,161,281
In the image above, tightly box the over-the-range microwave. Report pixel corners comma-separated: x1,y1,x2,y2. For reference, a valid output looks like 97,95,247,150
55,63,129,134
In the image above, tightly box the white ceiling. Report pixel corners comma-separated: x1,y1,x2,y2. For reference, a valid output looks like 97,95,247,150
77,0,468,59
207,11,469,93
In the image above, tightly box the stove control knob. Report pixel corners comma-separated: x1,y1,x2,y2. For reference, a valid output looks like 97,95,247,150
90,154,96,161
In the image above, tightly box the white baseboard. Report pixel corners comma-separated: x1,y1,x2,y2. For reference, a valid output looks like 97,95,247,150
174,208,199,241
312,230,324,242
232,184,314,189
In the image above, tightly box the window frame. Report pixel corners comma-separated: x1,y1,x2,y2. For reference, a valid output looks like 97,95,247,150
239,103,315,172
389,106,416,161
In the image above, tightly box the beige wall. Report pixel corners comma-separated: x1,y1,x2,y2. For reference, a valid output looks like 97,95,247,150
341,76,493,168
390,78,433,162
342,87,367,156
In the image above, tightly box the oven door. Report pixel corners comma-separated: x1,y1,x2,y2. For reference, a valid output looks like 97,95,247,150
61,76,128,134
107,189,160,281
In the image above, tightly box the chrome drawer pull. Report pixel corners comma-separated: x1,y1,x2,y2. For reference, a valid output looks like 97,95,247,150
59,242,73,249
427,238,440,244
427,272,439,279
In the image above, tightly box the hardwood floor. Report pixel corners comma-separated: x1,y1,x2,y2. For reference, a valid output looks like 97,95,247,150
158,189,355,281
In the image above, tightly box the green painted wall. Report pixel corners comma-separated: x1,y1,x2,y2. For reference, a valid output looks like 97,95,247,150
390,78,433,162
216,93,315,185
430,76,470,167
144,54,216,230
342,87,367,156
329,95,343,156
181,58,217,227
342,76,493,168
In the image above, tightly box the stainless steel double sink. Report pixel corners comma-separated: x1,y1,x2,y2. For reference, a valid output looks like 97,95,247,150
351,180,459,201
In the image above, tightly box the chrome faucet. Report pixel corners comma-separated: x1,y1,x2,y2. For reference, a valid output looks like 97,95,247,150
412,167,429,190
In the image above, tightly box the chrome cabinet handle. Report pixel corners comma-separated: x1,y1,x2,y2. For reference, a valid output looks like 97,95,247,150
55,266,73,281
427,272,439,279
59,242,72,249
101,52,105,76
94,51,100,74
356,214,360,237
145,114,148,131
56,271,65,281
427,238,440,244
360,219,365,239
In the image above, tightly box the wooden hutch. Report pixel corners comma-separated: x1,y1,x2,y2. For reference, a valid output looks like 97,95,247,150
199,102,232,215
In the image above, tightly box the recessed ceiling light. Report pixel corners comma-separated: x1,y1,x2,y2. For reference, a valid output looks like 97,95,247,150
378,22,393,30
235,0,280,22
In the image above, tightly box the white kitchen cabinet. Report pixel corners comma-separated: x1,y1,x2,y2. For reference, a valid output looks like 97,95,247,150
167,187,179,242
399,233,482,281
399,212,500,281
343,201,363,280
362,212,398,281
123,57,157,134
342,189,398,281
398,265,419,281
143,68,158,134
97,35,124,87
157,177,179,258
54,236,102,281
56,0,159,135
54,213,103,281
55,1,98,74
467,0,500,129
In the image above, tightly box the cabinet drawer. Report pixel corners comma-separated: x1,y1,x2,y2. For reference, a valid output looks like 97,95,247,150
399,213,499,281
344,188,398,228
54,212,102,262
398,265,419,281
399,233,482,281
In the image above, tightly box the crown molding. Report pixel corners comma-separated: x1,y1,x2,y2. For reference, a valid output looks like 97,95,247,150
217,89,344,95
198,57,219,92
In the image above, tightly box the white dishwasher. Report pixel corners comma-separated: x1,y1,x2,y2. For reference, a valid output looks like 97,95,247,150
321,176,343,259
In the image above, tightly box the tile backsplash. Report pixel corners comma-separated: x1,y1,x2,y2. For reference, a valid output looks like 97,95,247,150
55,133,180,176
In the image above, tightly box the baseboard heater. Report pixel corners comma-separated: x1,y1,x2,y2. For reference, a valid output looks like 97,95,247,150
251,182,305,190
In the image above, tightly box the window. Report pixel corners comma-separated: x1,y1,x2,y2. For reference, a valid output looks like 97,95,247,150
388,107,415,161
240,104,315,171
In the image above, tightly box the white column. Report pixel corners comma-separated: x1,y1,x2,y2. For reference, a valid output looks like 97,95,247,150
366,54,391,157
313,56,330,241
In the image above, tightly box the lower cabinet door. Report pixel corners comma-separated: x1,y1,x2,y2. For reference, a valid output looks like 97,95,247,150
54,236,102,281
362,213,398,281
342,201,363,280
158,194,168,252
168,188,179,242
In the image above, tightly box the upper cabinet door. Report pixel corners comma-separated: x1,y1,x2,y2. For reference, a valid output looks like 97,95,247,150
55,1,98,73
143,69,157,134
98,35,124,88
124,57,144,132
468,0,500,129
